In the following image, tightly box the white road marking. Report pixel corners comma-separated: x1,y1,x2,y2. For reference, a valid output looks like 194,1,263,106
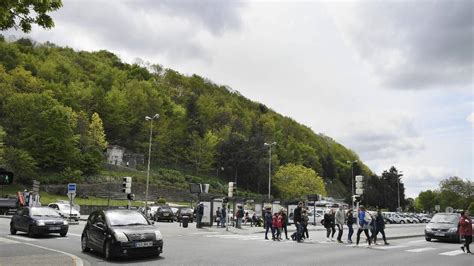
22,242,84,266
439,250,465,256
372,245,408,250
68,233,81,237
0,236,20,244
7,235,38,241
406,247,437,253
408,239,426,243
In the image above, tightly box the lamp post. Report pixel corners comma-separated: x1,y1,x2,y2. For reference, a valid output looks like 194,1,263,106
264,142,276,199
346,160,358,209
397,171,403,211
144,114,159,218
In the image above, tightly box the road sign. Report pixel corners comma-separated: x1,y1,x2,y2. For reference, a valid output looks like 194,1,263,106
67,193,76,201
68,183,76,194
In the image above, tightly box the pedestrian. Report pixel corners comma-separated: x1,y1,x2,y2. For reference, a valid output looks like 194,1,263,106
281,208,289,240
330,209,336,241
346,209,354,243
373,208,389,245
216,207,221,227
459,210,472,253
369,212,376,243
293,201,304,242
264,207,273,240
196,203,204,229
221,205,227,228
356,206,372,246
302,208,309,239
323,209,335,242
335,206,345,243
272,213,279,240
236,205,244,228
277,212,283,240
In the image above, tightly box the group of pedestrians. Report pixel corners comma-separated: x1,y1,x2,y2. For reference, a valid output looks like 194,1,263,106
264,206,290,240
322,205,389,246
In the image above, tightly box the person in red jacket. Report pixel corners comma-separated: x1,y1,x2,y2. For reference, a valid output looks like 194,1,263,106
272,213,279,241
459,210,472,253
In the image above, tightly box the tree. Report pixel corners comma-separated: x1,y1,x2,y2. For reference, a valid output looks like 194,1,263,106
0,126,5,166
0,0,63,32
185,131,219,172
273,163,326,200
4,147,38,185
415,190,439,212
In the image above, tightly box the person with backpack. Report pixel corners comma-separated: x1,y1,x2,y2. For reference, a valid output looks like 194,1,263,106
335,206,345,243
323,209,335,242
264,208,273,240
356,206,372,246
459,210,472,253
346,209,355,243
373,208,389,245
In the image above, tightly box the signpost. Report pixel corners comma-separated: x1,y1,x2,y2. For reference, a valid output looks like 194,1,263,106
67,183,76,222
435,205,440,212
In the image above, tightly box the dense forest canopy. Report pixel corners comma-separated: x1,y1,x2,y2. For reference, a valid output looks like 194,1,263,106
0,37,373,200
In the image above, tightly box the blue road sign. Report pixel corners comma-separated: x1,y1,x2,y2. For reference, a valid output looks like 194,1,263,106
68,183,76,194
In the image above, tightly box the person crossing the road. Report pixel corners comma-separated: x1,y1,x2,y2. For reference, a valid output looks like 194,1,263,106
373,208,389,245
221,205,227,228
323,209,335,242
293,201,304,242
459,210,472,254
280,208,289,240
346,209,355,243
335,206,345,243
264,207,273,240
356,206,372,246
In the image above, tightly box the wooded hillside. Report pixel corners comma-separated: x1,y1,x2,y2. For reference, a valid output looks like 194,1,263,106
0,37,372,200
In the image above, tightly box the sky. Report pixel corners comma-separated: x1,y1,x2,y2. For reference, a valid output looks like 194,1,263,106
4,0,473,198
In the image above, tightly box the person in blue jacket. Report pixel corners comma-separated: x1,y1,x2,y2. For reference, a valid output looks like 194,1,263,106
356,205,372,246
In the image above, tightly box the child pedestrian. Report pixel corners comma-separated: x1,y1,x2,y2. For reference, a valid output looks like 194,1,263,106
277,212,283,241
272,213,279,241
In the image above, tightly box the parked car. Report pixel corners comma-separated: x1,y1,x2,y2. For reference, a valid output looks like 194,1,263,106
176,208,194,223
307,212,323,225
154,206,174,222
48,202,80,222
425,213,462,242
403,213,418,223
10,207,68,237
81,209,163,260
383,212,405,224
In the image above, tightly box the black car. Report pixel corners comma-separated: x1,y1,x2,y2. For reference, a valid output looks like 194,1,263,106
425,213,462,242
154,206,174,222
176,208,194,223
10,207,68,237
81,209,163,260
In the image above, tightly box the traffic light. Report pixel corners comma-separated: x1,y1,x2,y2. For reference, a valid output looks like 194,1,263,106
355,175,364,195
0,169,14,185
228,182,237,197
122,177,132,194
352,195,361,203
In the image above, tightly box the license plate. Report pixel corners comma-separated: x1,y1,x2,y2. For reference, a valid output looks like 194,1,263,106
49,226,61,230
164,213,169,216
434,232,445,236
135,241,153,248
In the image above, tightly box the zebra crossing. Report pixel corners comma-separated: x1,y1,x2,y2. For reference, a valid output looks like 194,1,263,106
203,234,470,257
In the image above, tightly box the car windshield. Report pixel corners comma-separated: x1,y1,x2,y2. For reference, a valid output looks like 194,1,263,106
430,214,458,224
30,208,61,217
107,211,149,226
181,208,192,213
160,207,171,212
57,204,71,210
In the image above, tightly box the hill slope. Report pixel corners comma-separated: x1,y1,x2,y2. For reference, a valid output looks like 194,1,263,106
0,37,371,199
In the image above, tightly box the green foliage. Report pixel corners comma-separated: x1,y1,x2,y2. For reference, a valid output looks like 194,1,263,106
4,147,38,185
0,126,5,166
156,198,166,204
0,0,63,32
363,166,406,211
274,163,326,200
415,190,439,212
0,39,371,200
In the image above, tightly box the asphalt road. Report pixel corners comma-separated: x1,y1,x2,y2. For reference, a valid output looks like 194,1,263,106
0,218,472,266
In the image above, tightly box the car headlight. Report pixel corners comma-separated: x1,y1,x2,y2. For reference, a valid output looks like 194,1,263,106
425,226,432,232
114,232,129,242
448,227,458,233
154,230,163,240
37,220,45,226
63,220,68,225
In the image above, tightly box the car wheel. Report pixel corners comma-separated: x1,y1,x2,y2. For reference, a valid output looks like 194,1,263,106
60,230,68,237
81,235,90,252
28,225,37,238
104,241,113,260
10,224,17,235
425,237,431,242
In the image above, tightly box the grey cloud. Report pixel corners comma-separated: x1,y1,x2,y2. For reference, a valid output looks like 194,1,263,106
51,0,244,61
346,0,473,90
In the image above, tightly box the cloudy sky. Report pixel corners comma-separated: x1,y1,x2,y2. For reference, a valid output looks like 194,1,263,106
5,0,473,197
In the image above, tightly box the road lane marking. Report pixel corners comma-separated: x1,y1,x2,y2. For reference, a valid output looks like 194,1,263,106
22,242,84,266
406,247,437,253
372,245,408,250
0,236,20,244
408,240,426,243
7,235,38,242
439,250,464,256
68,233,81,237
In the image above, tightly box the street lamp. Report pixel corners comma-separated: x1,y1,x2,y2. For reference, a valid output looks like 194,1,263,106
264,142,277,199
397,171,403,211
145,113,159,218
346,160,358,209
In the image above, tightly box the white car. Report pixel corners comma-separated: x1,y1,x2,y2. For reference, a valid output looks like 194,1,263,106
48,203,80,221
308,212,324,225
